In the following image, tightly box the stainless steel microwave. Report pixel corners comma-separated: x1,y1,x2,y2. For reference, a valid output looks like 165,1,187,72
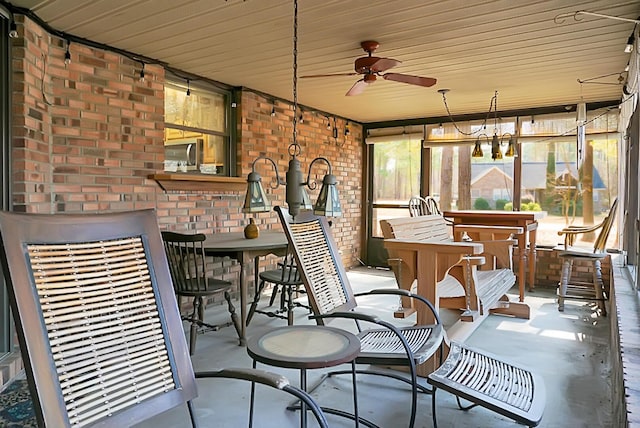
164,138,203,171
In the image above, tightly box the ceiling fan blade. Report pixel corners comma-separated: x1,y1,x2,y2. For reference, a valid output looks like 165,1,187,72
369,57,401,73
346,79,369,96
301,72,358,78
383,73,437,87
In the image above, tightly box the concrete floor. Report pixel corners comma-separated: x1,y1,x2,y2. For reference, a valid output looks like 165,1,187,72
135,267,612,428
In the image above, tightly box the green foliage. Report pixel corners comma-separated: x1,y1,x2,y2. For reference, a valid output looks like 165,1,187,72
503,201,541,211
474,198,491,210
495,199,509,210
521,202,542,211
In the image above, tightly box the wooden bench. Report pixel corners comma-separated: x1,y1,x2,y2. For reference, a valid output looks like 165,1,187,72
381,215,530,324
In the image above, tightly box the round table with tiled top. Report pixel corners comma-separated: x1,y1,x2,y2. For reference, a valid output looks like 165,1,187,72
247,325,367,428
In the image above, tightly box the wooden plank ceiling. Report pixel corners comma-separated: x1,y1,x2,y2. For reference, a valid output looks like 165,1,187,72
9,0,640,123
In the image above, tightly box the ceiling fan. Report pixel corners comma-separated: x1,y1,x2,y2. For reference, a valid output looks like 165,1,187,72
301,40,437,96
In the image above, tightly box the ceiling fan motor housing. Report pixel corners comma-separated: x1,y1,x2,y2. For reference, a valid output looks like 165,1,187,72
355,57,383,74
363,74,377,83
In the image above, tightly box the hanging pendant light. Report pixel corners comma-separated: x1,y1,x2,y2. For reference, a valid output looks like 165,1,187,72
242,0,341,218
491,134,502,160
504,134,516,157
472,141,484,157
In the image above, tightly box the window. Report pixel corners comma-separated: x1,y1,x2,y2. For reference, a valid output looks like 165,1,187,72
427,119,517,211
519,111,618,246
1,10,13,355
164,81,232,175
370,138,421,237
368,110,620,247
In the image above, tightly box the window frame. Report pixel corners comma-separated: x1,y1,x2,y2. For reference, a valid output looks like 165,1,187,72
163,79,236,176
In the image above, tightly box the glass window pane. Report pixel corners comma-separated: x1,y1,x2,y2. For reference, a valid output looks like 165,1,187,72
520,135,618,246
164,81,230,175
430,144,515,211
372,139,421,204
372,207,409,238
165,84,226,133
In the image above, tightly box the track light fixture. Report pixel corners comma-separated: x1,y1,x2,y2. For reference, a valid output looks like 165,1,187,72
139,62,145,82
186,79,191,96
344,123,350,136
64,40,71,66
271,106,276,116
243,0,341,218
9,21,18,39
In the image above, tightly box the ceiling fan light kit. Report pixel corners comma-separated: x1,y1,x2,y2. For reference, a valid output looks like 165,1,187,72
302,40,437,96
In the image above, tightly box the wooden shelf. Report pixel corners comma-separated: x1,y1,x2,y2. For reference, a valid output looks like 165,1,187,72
149,173,247,192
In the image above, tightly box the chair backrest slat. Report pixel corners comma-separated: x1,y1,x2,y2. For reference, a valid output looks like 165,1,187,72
0,209,196,428
161,231,209,293
594,198,618,253
275,207,356,319
409,196,442,217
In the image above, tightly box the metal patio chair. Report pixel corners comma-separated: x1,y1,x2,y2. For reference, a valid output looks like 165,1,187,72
0,209,328,428
275,205,445,428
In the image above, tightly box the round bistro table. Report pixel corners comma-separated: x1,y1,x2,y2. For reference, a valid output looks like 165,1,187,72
247,325,369,428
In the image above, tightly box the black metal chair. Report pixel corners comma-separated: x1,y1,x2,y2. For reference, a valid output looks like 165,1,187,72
161,231,241,355
0,209,329,428
246,250,309,326
275,205,445,428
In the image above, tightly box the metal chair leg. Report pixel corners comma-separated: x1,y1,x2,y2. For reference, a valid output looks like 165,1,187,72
432,386,438,428
593,260,607,315
187,400,198,427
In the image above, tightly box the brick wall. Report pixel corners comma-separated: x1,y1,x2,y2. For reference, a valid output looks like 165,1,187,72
5,15,364,386
532,247,612,290
10,16,363,269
